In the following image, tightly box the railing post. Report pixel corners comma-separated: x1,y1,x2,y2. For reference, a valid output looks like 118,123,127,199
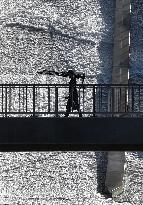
22,87,25,112
48,86,50,112
55,86,58,117
131,86,134,112
82,85,85,113
107,86,111,113
9,85,11,113
93,85,95,117
112,86,114,113
19,86,21,113
5,86,7,117
25,85,28,113
139,85,140,112
78,85,81,109
125,86,127,112
33,85,35,117
2,85,3,114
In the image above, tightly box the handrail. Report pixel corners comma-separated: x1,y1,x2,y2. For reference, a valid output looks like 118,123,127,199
0,83,143,86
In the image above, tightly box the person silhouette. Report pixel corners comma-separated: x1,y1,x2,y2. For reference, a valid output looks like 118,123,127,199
61,70,85,117
37,69,85,117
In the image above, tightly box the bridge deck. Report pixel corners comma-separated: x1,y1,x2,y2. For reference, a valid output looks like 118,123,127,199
0,117,143,151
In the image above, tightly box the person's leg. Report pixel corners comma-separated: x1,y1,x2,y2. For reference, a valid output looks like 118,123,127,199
78,110,82,117
65,98,71,117
77,104,82,117
73,89,82,117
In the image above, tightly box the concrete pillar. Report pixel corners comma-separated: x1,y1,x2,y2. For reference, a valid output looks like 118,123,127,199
105,0,130,197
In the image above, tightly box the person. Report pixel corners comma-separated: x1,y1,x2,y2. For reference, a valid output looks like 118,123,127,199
37,69,85,117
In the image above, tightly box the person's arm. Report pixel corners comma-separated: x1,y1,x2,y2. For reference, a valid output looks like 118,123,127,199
76,73,86,88
37,69,48,75
76,73,85,80
59,71,68,77
37,69,60,76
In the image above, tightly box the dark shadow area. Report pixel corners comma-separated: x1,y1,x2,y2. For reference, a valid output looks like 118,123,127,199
97,0,115,84
5,22,96,46
5,22,48,34
129,0,143,81
93,0,115,113
92,4,115,196
95,151,108,194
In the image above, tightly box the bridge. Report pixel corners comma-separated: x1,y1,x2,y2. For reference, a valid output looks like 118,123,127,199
0,83,143,151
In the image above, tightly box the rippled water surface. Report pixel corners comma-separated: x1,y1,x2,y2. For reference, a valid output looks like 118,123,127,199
0,0,143,204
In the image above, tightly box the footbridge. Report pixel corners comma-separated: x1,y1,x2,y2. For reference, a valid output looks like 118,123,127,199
0,83,143,150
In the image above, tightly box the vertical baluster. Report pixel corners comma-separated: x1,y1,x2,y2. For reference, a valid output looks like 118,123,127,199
119,87,121,112
128,86,131,113
115,86,117,113
96,86,99,112
93,85,95,117
44,86,46,114
22,87,25,112
117,86,119,113
131,86,134,112
139,85,140,113
41,86,43,115
2,85,3,114
5,86,7,117
100,86,102,112
78,85,81,115
55,86,58,117
82,85,85,114
35,86,37,114
38,86,40,114
112,86,114,113
33,85,35,117
95,86,97,113
107,85,111,113
9,85,11,113
98,86,100,112
26,85,27,113
19,86,21,113
125,86,127,112
48,86,50,113
110,86,112,113
0,86,1,115
127,86,129,113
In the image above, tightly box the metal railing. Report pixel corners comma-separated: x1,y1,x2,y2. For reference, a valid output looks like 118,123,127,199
0,84,143,117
